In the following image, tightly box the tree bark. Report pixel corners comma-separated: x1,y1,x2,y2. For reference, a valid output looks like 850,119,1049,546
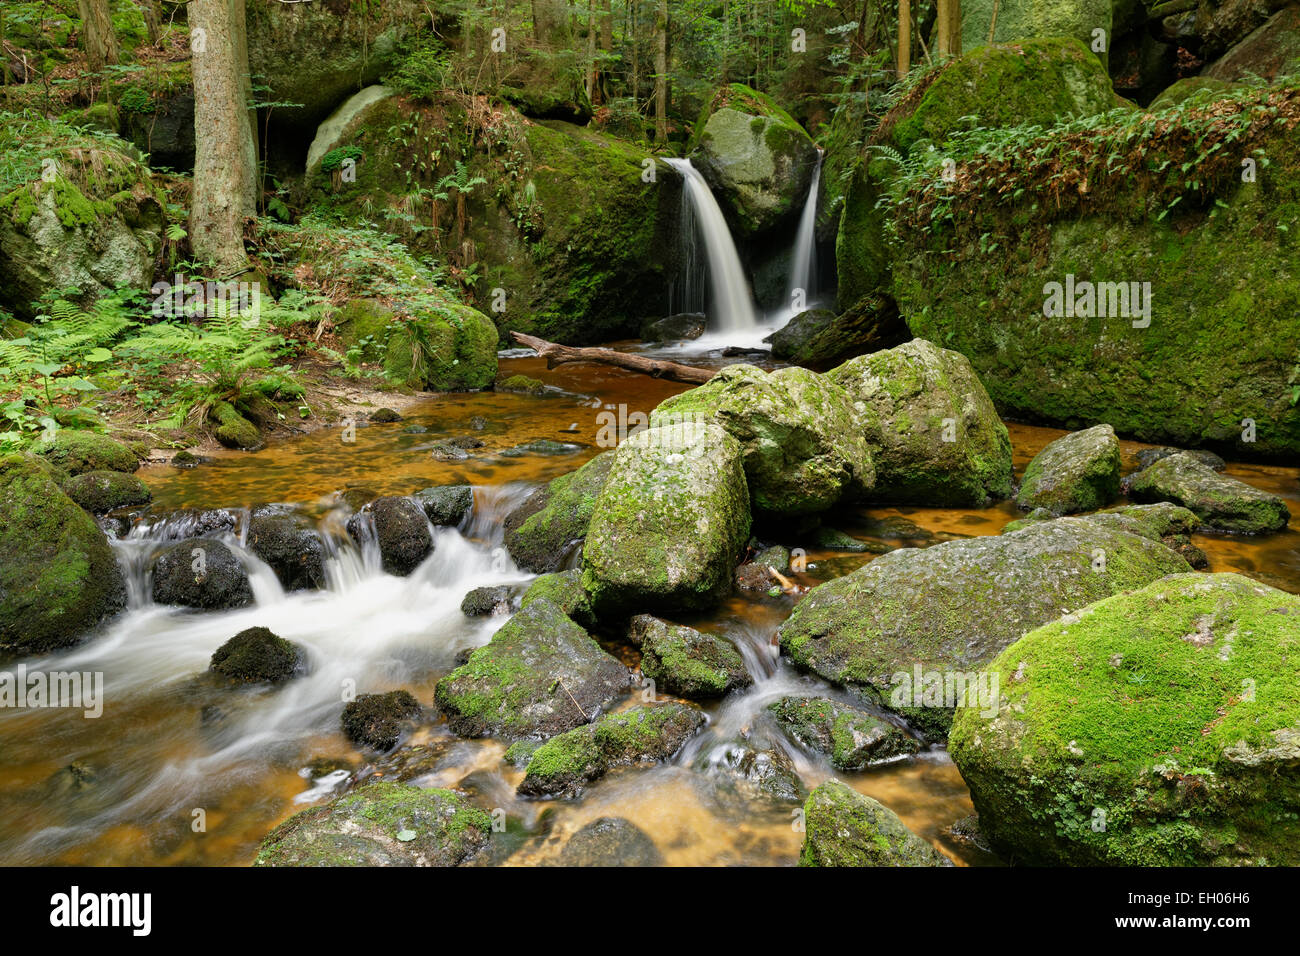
653,0,668,143
188,0,257,275
510,332,716,384
229,0,259,213
898,0,911,75
585,0,597,103
78,0,120,72
136,0,162,47
937,0,962,57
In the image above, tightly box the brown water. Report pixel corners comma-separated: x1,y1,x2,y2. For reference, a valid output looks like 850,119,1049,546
2,353,1296,867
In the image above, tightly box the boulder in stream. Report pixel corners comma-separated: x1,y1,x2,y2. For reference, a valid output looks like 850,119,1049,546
347,495,433,575
246,508,327,592
34,431,138,476
628,615,752,699
503,453,614,573
209,626,305,684
800,780,950,867
518,569,596,628
1127,452,1290,533
693,740,806,812
1016,424,1122,515
150,539,254,611
640,312,706,342
768,696,921,770
61,470,152,514
556,816,664,867
341,690,422,751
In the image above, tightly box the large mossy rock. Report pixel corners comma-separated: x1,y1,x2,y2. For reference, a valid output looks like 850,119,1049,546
61,470,152,514
689,83,819,238
959,1,1115,65
434,598,629,740
255,781,492,866
209,626,304,684
1204,5,1300,82
950,573,1300,865
582,420,751,615
777,515,1191,740
503,453,614,573
799,780,950,867
246,508,327,591
34,431,138,476
0,454,127,655
1016,424,1122,515
828,339,1013,506
629,615,752,699
1128,452,1290,533
650,364,874,517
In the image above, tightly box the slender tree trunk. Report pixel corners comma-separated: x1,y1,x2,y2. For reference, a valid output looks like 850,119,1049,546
229,0,259,212
631,0,639,111
653,0,668,143
188,0,256,275
937,0,962,56
898,0,911,75
78,0,120,72
136,0,162,46
585,0,597,103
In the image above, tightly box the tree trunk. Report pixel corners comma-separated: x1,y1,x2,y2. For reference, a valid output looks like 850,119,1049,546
188,0,256,275
585,0,597,103
511,332,715,384
78,0,120,72
937,0,962,56
630,0,639,111
654,0,668,143
898,0,911,75
229,0,259,213
136,0,162,46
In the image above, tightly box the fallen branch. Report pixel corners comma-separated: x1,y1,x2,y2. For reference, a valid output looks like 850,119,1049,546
509,331,716,385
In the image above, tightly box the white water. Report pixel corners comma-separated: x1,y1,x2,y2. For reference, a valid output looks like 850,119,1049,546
666,158,759,334
786,150,823,311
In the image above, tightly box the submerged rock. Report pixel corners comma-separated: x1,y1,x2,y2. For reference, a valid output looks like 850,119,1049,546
246,509,327,591
347,496,433,575
341,691,421,751
582,420,751,614
950,573,1300,865
828,339,1013,506
369,407,402,422
694,740,806,810
768,696,921,770
61,470,152,514
556,817,664,867
800,780,950,867
255,781,492,866
434,598,629,740
503,453,614,573
34,431,138,476
209,626,304,684
1016,424,1122,515
150,539,253,610
1127,452,1289,533
629,615,752,699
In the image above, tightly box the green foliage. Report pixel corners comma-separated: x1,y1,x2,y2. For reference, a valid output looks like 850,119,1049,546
320,145,364,174
386,37,453,102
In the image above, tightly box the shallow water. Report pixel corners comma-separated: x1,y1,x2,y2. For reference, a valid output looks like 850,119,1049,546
1,354,1296,867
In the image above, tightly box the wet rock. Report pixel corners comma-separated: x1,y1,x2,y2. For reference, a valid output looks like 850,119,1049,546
582,421,751,614
767,296,909,370
828,339,1013,506
171,450,203,467
212,401,262,450
1016,424,1122,515
503,739,543,769
950,573,1300,865
403,424,428,434
347,496,433,575
341,691,422,751
1134,446,1226,472
518,569,596,628
413,484,474,526
352,742,449,786
496,374,548,395
1127,452,1289,533
504,453,614,573
460,585,515,617
768,696,921,769
810,526,874,552
246,509,327,591
765,308,835,358
429,441,471,461
800,780,950,867
778,516,1191,740
144,508,237,540
434,598,629,740
61,470,152,514
255,781,492,867
556,816,664,867
695,740,805,810
517,702,706,798
651,364,874,517
209,626,305,684
500,439,582,457
629,615,752,699
640,312,706,342
34,431,139,475
736,544,792,590
150,539,254,610
369,407,402,422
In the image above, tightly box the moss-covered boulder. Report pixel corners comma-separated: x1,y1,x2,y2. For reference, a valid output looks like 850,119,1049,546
503,453,614,573
777,516,1191,739
582,420,751,615
346,496,433,576
0,454,127,655
518,569,595,628
768,696,921,770
950,573,1300,865
255,781,492,866
341,690,422,751
766,298,909,368
1127,452,1290,533
413,485,474,526
246,508,327,592
434,598,629,740
1204,6,1300,82
651,365,874,517
335,297,498,391
799,780,950,867
1017,424,1122,514
828,339,1013,506
1134,446,1225,472
211,402,262,451
61,470,152,514
689,83,819,238
150,539,253,610
1148,76,1241,111
629,615,752,699
35,431,138,476
517,702,706,797
959,1,1116,65
209,626,304,684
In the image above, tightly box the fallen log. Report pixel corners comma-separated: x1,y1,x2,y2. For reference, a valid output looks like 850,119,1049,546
509,331,716,385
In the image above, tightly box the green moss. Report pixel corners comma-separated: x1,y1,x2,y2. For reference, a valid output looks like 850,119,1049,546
60,469,151,514
211,402,262,451
34,430,138,475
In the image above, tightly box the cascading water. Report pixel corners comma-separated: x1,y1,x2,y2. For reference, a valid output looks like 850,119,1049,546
665,158,759,333
785,150,824,313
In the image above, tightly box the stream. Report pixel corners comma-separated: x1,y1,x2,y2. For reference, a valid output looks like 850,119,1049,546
1,349,1297,867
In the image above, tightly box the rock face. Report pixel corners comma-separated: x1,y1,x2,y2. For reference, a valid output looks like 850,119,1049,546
255,781,492,867
61,470,152,514
768,696,921,769
582,421,751,615
828,339,1013,506
1128,452,1290,533
765,299,909,370
517,703,706,797
35,432,138,476
651,365,874,517
690,83,819,238
434,598,629,740
246,509,327,591
209,627,304,684
629,615,753,699
341,691,422,751
557,817,664,867
150,539,254,611
504,454,614,573
1016,424,1122,515
799,780,950,867
778,516,1191,739
0,454,127,655
1204,6,1300,82
950,573,1300,865
347,496,433,576
518,570,596,628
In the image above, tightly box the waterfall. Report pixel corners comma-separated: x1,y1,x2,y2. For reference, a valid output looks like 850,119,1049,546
786,150,823,313
665,158,759,333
